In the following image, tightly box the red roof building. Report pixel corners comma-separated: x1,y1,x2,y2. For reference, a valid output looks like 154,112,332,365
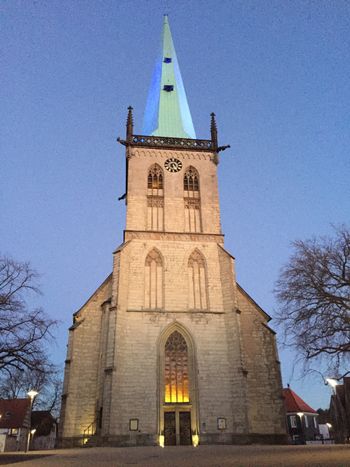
283,387,319,444
283,388,317,414
0,399,31,452
0,399,30,429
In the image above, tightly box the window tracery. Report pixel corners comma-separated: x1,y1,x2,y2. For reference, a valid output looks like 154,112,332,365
147,164,164,231
184,166,201,232
164,331,189,403
184,167,199,192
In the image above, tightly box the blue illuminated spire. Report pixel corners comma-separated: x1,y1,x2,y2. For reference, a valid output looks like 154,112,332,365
142,15,196,139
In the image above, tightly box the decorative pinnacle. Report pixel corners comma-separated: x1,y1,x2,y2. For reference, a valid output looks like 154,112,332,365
210,112,218,149
126,106,134,140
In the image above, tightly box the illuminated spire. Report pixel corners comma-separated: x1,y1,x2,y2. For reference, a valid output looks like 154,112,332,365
142,15,196,139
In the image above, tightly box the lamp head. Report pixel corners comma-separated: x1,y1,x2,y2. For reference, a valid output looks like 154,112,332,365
326,378,338,388
27,390,38,399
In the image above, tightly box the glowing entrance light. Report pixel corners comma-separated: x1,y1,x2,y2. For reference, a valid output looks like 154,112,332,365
164,331,189,403
159,434,165,448
192,434,199,447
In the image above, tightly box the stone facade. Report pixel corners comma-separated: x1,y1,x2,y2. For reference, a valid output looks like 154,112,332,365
59,143,287,447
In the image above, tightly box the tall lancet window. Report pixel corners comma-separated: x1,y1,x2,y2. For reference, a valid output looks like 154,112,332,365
188,250,208,310
184,166,201,232
164,331,189,403
147,164,164,231
144,249,163,310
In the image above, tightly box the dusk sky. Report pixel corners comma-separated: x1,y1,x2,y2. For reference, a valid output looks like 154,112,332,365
2,0,349,409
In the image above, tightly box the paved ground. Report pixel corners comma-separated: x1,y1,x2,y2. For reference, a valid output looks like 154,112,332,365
0,445,349,467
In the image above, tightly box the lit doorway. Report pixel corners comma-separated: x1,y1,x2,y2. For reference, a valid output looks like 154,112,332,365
159,326,199,447
164,409,191,445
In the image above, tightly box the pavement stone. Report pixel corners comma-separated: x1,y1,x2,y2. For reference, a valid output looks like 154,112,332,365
0,445,350,467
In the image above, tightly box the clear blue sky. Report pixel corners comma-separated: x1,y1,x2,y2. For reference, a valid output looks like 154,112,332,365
2,0,349,409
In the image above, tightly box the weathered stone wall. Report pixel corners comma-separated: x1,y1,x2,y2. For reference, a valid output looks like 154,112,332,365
237,286,286,437
107,238,237,439
60,275,112,442
126,148,221,234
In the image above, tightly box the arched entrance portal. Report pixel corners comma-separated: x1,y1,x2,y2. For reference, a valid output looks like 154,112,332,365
158,325,199,446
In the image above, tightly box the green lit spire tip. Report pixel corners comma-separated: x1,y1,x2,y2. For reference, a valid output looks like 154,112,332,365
142,16,196,139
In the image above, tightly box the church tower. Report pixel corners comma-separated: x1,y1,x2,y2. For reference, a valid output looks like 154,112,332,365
59,16,286,447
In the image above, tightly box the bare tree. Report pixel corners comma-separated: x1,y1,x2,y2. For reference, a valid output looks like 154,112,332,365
275,226,350,379
0,254,57,377
0,365,62,418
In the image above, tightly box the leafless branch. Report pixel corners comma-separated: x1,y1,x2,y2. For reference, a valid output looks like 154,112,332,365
0,254,57,377
274,225,350,379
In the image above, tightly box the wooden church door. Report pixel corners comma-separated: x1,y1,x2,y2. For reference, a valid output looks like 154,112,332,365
164,410,191,446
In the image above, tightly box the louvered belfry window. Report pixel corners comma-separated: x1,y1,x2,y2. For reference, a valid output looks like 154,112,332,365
147,164,164,231
184,166,201,232
164,331,189,403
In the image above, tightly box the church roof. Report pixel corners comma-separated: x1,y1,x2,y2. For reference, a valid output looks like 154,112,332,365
142,15,196,139
235,282,271,321
283,387,317,414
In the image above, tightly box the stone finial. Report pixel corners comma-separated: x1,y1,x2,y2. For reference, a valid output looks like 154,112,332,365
210,112,218,150
126,106,134,141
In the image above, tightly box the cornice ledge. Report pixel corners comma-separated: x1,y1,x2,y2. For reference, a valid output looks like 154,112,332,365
127,309,225,314
124,230,224,243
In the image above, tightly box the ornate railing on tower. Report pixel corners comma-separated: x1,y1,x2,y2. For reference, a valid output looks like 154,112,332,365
117,106,230,154
131,135,213,150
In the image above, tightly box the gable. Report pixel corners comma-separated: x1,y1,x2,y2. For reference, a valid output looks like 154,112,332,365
71,273,113,327
236,283,271,322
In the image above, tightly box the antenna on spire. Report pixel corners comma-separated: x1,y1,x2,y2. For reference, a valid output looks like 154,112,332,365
126,106,134,142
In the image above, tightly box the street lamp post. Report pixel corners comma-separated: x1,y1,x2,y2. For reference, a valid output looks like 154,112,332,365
25,390,38,453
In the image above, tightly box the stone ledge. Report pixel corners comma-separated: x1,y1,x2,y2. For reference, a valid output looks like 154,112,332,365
124,230,224,243
127,309,225,314
57,432,287,448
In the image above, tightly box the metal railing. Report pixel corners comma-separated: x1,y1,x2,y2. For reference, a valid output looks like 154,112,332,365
82,419,97,446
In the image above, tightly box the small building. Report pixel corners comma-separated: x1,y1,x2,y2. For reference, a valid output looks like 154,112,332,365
329,377,350,443
283,387,319,444
31,411,57,450
318,423,331,441
0,399,30,452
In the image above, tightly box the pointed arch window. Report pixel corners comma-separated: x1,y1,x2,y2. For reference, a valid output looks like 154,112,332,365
184,166,201,232
147,164,164,231
188,250,208,310
164,331,189,403
144,249,163,310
